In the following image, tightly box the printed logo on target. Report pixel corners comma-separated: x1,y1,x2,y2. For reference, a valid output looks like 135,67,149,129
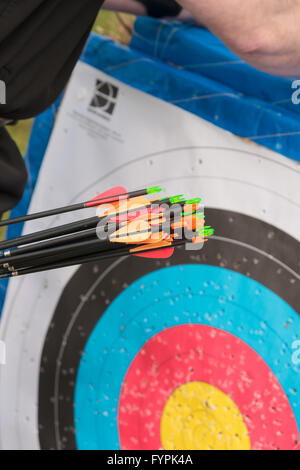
0,340,6,365
89,78,119,119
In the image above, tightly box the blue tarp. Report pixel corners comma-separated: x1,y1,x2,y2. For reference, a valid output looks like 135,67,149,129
131,19,300,158
1,18,300,312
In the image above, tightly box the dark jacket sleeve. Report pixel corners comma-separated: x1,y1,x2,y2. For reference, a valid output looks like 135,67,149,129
0,127,27,213
0,0,104,213
136,0,182,18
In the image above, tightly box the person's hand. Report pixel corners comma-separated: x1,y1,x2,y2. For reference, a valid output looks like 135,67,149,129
176,0,300,76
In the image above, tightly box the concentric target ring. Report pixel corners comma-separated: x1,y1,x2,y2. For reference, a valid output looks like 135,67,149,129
38,209,300,450
118,325,297,451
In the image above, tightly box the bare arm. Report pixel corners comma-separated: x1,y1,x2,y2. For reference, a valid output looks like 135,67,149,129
176,0,300,76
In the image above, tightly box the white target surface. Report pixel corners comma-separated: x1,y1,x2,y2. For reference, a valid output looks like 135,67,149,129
0,63,299,450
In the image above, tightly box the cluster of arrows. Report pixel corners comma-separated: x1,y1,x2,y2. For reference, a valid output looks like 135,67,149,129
0,186,214,279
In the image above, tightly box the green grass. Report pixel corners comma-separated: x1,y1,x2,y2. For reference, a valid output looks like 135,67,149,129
7,119,34,155
7,11,134,156
94,10,134,43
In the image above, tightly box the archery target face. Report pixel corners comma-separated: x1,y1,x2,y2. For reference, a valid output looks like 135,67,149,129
37,211,300,450
0,65,300,450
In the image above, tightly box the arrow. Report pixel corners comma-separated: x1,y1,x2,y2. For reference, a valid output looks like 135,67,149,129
0,238,198,279
0,185,163,227
0,195,200,252
0,185,210,276
0,208,205,270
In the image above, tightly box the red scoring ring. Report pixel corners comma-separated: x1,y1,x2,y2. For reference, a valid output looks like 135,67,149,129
118,325,299,450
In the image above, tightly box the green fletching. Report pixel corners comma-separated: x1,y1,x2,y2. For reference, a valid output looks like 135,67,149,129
185,197,202,205
170,195,185,204
147,186,163,195
182,210,204,217
159,194,184,203
197,226,214,237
